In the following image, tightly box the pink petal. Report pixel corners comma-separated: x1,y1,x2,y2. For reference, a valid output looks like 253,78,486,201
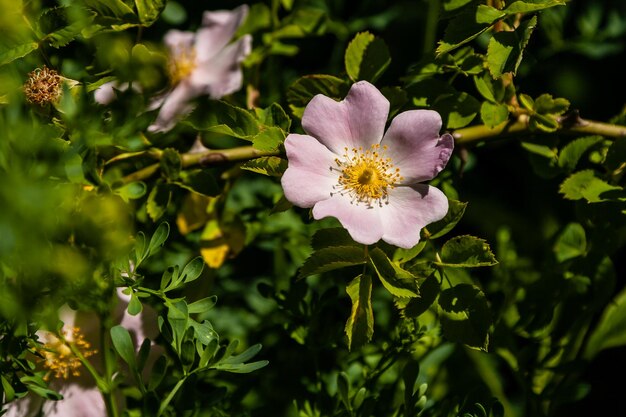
190,35,252,98
164,30,196,57
147,82,197,133
42,383,106,417
281,134,338,208
302,81,389,155
312,194,384,245
197,5,249,62
381,185,449,248
3,396,44,417
381,110,454,183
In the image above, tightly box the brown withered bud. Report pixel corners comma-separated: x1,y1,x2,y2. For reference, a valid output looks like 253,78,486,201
23,66,63,105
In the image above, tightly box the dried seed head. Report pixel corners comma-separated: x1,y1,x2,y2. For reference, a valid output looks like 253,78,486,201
23,66,63,105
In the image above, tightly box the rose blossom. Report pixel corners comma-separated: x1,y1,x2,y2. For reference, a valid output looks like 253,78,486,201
148,5,252,133
281,81,454,249
3,289,158,417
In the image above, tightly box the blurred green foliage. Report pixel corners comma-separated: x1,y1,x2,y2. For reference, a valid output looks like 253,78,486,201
1,0,626,416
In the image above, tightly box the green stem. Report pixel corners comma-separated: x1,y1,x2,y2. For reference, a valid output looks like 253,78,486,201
101,323,121,417
453,115,626,146
423,0,441,54
157,377,187,417
114,116,625,185
119,146,277,185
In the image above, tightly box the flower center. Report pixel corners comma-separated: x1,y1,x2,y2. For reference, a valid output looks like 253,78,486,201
168,45,197,84
38,327,97,381
332,144,403,207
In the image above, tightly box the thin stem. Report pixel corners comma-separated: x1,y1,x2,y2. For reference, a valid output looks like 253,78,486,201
119,146,277,184
158,377,187,417
453,114,626,146
423,0,440,54
101,322,121,417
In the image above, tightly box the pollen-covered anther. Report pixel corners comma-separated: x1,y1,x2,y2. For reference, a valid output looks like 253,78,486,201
38,327,97,381
332,143,403,207
23,66,62,105
168,44,197,84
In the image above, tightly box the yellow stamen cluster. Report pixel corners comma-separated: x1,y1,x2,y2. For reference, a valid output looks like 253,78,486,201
332,144,403,207
23,66,62,105
168,45,197,84
38,327,97,381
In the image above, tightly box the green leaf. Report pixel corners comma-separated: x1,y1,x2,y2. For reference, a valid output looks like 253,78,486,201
110,325,137,368
186,100,260,140
221,344,263,365
480,101,509,128
114,181,147,202
287,74,350,118
298,246,366,278
425,199,468,239
127,294,143,315
559,170,622,202
46,15,95,48
534,94,569,115
254,102,291,132
82,0,135,18
187,296,217,314
214,360,269,373
402,273,441,318
345,31,391,83
160,148,182,180
181,257,204,284
433,92,480,129
311,227,360,250
444,0,475,12
166,299,189,352
1,375,15,402
381,86,408,117
487,15,537,78
252,126,285,151
437,10,492,56
369,248,419,298
345,274,374,350
473,74,498,103
558,136,603,172
148,222,170,256
439,235,498,267
438,284,492,350
553,223,586,262
504,0,566,14
476,5,506,24
176,170,220,197
240,156,287,177
134,0,165,25
585,286,626,359
147,183,172,221
0,42,39,66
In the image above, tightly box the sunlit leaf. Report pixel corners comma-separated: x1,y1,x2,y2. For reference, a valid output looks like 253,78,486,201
345,31,391,83
439,235,498,267
345,274,374,350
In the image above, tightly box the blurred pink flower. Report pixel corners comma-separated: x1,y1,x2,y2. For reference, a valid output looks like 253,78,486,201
281,81,454,249
148,5,252,133
3,289,158,417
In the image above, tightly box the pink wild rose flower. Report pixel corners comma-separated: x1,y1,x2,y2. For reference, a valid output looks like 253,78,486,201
148,5,252,133
3,289,158,417
281,81,454,249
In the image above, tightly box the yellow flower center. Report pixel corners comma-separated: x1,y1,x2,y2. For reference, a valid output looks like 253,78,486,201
332,144,403,207
38,327,97,381
168,45,197,84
